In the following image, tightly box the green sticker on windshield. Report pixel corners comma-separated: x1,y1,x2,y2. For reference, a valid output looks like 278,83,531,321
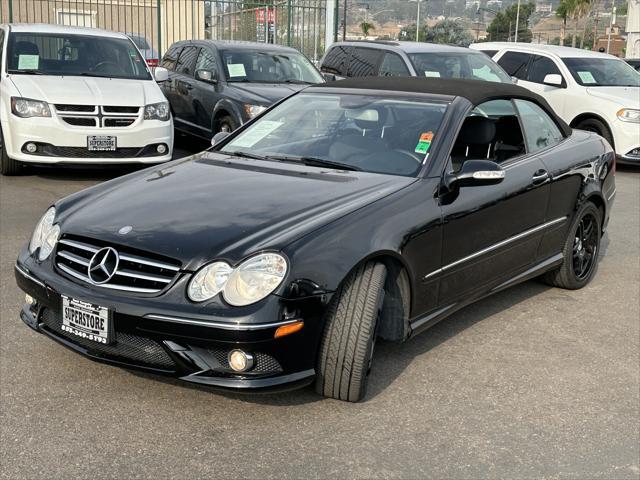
415,132,433,154
18,54,39,70
227,63,247,77
577,71,596,84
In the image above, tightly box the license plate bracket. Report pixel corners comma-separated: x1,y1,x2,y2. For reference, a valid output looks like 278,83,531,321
87,135,117,152
61,295,113,344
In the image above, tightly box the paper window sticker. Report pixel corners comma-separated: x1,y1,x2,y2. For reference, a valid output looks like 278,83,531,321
424,71,440,77
18,54,39,70
577,71,596,84
230,120,283,148
227,63,247,77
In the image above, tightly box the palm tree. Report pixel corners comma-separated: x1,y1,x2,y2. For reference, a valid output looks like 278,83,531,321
556,0,572,45
360,21,375,37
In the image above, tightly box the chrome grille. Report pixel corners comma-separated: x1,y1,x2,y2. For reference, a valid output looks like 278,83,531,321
55,237,181,294
54,105,140,128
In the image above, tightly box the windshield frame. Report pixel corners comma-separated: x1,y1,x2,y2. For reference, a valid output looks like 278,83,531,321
6,31,152,80
218,48,323,84
562,57,640,87
407,51,511,83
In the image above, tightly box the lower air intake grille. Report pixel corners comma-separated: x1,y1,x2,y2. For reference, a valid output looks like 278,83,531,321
40,308,175,369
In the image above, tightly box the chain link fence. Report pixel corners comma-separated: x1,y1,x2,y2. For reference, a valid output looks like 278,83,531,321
0,0,327,61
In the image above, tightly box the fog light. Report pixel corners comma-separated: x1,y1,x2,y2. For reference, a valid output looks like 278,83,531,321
156,144,167,154
25,294,35,305
25,142,37,153
228,349,254,372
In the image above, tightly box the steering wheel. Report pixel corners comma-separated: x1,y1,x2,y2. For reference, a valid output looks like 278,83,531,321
93,61,126,75
395,149,424,163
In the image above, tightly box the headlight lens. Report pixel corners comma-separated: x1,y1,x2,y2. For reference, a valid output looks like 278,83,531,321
187,253,288,305
11,97,51,118
144,101,170,121
29,207,60,260
243,104,267,118
617,109,640,123
224,253,288,306
187,261,233,302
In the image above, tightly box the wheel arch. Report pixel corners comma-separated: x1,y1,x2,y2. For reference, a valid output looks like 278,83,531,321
569,113,615,150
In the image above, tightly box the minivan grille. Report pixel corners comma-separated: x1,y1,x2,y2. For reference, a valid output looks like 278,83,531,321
55,236,181,294
54,105,140,128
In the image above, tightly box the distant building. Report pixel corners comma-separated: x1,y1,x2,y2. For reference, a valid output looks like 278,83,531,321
487,0,503,9
535,2,553,13
626,0,640,57
466,0,480,10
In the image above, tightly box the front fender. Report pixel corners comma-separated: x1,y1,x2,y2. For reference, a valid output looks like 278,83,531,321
213,98,243,126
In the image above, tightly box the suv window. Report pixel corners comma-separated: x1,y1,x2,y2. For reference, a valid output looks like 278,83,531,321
347,47,382,77
497,51,532,79
175,46,199,76
321,45,350,76
161,44,182,71
195,47,217,72
526,55,562,84
0,29,5,68
378,52,410,77
515,99,563,152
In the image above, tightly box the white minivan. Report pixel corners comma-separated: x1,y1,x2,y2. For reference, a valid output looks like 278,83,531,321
0,24,173,175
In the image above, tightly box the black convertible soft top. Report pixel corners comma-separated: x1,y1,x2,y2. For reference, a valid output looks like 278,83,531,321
316,77,572,137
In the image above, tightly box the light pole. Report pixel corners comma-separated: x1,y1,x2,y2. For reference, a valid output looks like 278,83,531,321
476,6,500,41
514,0,521,42
409,0,425,42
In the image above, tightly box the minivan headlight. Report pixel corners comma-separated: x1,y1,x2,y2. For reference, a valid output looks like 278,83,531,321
144,101,170,121
617,109,640,123
29,207,60,260
11,97,51,118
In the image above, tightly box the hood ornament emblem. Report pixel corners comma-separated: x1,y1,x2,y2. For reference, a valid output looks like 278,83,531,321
118,225,133,235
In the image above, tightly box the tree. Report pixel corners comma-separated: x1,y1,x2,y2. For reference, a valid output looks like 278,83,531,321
486,2,535,42
423,19,474,46
360,21,375,37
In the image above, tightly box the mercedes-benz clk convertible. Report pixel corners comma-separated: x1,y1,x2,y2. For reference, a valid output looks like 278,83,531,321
15,77,616,402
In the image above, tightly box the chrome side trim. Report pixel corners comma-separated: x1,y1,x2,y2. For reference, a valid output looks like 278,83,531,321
56,263,161,293
607,188,616,201
115,269,172,283
145,314,301,331
423,216,568,281
15,263,46,288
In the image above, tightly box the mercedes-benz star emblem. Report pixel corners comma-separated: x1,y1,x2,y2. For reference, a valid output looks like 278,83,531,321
87,247,120,284
118,225,133,235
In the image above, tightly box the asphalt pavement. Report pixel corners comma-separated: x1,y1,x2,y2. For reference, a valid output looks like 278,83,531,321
0,151,638,479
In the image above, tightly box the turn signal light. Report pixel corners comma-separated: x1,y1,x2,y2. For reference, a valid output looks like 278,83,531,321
274,321,304,339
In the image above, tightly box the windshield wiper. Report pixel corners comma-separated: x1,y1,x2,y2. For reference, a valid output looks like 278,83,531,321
280,79,315,85
265,155,361,171
227,150,266,160
8,69,43,75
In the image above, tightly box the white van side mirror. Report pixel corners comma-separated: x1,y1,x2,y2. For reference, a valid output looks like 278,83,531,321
543,74,564,87
154,67,169,82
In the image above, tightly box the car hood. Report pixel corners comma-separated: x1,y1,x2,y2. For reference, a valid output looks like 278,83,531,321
56,152,415,271
9,75,165,106
585,86,640,108
225,82,308,105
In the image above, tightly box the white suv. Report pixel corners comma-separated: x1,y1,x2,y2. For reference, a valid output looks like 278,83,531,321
471,42,640,165
0,24,173,175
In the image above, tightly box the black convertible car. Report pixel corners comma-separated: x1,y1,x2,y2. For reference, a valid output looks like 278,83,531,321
16,77,616,402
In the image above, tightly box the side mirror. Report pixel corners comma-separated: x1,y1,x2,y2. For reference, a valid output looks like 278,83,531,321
445,159,505,189
211,131,230,147
511,76,519,84
322,72,337,82
543,73,564,87
154,66,169,82
196,69,217,84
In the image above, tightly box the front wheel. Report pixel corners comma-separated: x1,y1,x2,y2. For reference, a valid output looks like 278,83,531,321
0,125,23,176
575,118,614,149
315,261,387,402
543,202,602,289
216,115,238,134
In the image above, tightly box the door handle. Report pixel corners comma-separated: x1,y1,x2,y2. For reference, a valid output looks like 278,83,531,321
532,169,549,185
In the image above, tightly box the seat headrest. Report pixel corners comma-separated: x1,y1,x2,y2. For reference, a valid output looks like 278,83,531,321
457,116,496,145
14,41,40,56
495,115,523,145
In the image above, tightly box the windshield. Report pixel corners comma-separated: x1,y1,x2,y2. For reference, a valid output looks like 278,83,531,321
127,34,150,50
220,49,323,84
6,32,151,80
563,57,640,87
408,52,511,83
220,92,448,177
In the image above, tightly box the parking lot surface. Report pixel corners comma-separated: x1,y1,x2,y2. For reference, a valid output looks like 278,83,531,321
1,155,638,479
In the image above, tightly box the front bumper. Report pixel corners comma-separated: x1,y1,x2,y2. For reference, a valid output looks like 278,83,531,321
15,259,322,393
613,121,640,165
2,116,173,164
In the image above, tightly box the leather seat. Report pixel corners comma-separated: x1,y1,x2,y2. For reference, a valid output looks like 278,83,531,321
450,116,496,171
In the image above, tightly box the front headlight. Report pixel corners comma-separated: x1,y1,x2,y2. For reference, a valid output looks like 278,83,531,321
29,207,60,260
144,101,170,121
617,108,640,123
243,104,267,118
11,97,51,118
187,253,288,305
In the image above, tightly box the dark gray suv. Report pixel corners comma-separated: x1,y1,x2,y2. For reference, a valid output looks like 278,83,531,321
319,41,511,83
159,40,323,138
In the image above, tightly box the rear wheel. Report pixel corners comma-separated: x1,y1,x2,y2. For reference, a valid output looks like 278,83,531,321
315,261,387,402
0,125,23,176
575,118,614,148
543,202,601,289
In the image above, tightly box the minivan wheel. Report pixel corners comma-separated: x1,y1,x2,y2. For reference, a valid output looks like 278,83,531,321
315,261,387,402
0,126,23,176
575,118,614,148
217,115,238,134
543,202,602,290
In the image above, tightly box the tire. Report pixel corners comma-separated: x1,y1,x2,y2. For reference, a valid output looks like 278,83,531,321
315,261,387,402
216,115,238,134
0,125,22,176
543,202,602,290
575,118,614,148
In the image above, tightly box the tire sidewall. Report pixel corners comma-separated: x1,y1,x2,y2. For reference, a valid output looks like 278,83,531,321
565,203,602,288
577,118,614,147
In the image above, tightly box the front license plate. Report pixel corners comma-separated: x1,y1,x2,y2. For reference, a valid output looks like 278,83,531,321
61,295,111,344
87,135,116,151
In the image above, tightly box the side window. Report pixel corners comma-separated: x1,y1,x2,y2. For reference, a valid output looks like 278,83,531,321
526,55,562,84
175,46,199,76
0,29,4,69
497,51,532,79
195,48,217,73
378,52,410,77
515,100,564,153
347,47,382,77
161,45,182,71
321,46,350,76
